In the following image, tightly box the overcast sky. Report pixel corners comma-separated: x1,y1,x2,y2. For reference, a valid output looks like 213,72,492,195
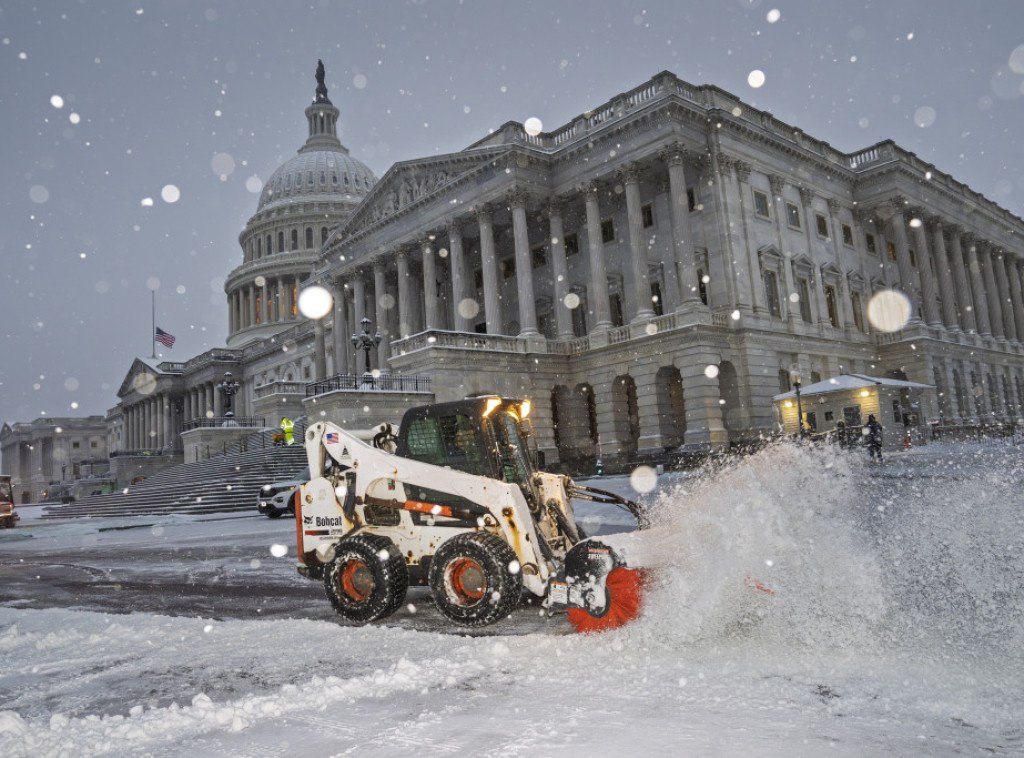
2,0,1023,429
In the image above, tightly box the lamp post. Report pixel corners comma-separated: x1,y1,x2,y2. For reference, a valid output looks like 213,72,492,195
351,317,382,383
790,366,805,438
218,371,240,419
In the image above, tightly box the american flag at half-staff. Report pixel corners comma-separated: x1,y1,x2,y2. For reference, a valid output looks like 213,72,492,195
155,327,176,348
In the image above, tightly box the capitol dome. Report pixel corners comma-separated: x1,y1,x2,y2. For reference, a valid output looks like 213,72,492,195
225,60,375,348
257,147,377,214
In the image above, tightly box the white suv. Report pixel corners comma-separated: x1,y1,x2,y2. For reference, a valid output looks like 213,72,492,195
257,468,308,519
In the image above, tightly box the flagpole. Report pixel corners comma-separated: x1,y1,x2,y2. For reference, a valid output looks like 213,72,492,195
151,290,156,359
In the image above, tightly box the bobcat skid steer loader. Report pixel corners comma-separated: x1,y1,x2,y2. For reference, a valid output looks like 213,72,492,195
294,396,648,631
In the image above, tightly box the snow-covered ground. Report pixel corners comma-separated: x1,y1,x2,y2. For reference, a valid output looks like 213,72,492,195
1,442,1022,756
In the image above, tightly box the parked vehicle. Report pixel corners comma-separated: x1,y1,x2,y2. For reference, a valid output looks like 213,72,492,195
0,475,19,529
257,468,308,518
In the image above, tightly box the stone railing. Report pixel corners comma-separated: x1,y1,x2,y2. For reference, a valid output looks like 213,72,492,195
305,373,432,397
392,330,529,355
182,416,265,431
253,381,306,399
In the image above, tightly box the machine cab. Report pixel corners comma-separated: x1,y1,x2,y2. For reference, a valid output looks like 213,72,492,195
395,396,541,487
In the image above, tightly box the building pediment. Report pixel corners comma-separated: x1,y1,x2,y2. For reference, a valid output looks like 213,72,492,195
331,148,507,243
116,358,173,400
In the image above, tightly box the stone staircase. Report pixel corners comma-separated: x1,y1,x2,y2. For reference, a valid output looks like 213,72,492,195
43,442,309,519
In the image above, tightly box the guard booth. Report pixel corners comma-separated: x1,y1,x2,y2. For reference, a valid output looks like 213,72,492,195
772,374,933,449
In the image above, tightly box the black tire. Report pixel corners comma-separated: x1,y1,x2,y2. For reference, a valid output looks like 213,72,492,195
323,534,408,624
429,531,523,627
265,507,282,519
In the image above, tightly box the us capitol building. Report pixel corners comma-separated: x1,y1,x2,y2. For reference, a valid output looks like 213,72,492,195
6,63,1024,499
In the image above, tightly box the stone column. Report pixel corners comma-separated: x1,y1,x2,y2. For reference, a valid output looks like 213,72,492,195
509,188,540,335
476,205,503,334
162,395,172,449
582,181,613,330
948,229,976,333
447,220,472,332
374,259,389,368
964,234,992,335
827,198,853,329
885,204,920,320
995,250,1018,342
273,277,283,322
979,242,1004,338
928,218,959,329
1011,256,1024,342
352,272,366,331
663,146,701,308
332,280,349,374
910,215,941,326
313,318,327,381
395,248,412,338
547,200,574,339
421,240,440,331
213,382,223,418
621,163,655,321
247,284,256,328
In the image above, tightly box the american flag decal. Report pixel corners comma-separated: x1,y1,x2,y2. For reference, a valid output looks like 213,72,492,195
325,432,339,443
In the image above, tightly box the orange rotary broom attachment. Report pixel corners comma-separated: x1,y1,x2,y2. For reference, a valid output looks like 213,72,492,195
548,540,647,633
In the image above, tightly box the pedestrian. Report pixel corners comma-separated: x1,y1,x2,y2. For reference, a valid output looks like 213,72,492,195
835,420,846,448
865,414,883,460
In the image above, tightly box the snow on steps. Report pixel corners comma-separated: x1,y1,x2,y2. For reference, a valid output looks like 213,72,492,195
42,444,308,519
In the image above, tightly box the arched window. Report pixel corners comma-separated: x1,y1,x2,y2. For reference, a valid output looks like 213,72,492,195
266,234,272,255
305,227,313,248
278,231,285,253
321,227,328,245
307,171,314,187
320,171,326,186
257,237,262,258
291,229,298,250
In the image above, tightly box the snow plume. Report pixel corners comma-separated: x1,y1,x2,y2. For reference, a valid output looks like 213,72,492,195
623,443,887,654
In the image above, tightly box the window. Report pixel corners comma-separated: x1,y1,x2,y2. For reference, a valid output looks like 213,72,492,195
687,187,697,212
865,233,877,254
291,229,298,250
842,224,854,246
778,369,791,393
72,441,80,450
304,366,311,379
306,227,313,248
609,293,624,327
909,248,917,268
307,171,314,187
797,278,812,323
257,237,262,257
697,269,709,306
531,244,547,269
816,214,829,239
266,234,272,255
887,241,897,261
501,258,516,279
651,281,664,316
825,285,839,328
786,202,801,229
601,218,615,243
753,190,770,218
641,204,654,228
564,233,579,256
474,269,484,290
278,231,285,253
851,291,864,332
763,270,780,317
321,227,329,245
